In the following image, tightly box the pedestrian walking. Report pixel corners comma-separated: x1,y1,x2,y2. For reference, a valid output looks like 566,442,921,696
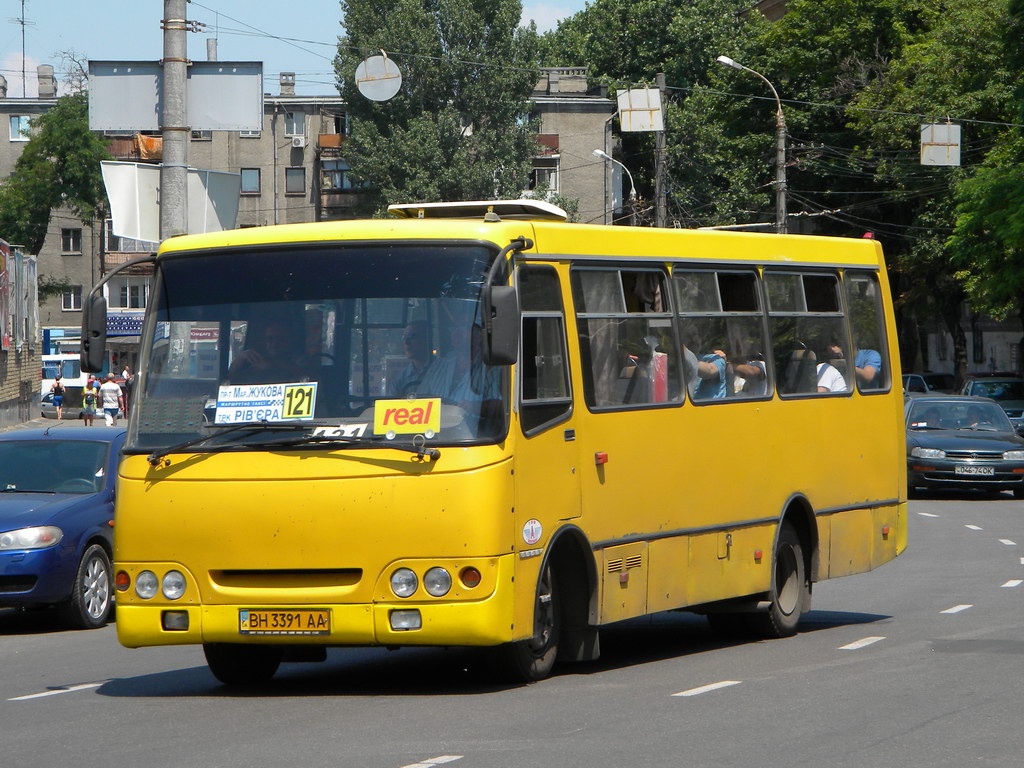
99,373,124,427
81,377,100,426
50,376,66,420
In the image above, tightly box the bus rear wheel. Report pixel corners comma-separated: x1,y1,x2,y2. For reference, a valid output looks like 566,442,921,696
493,563,560,683
203,643,282,686
759,521,808,638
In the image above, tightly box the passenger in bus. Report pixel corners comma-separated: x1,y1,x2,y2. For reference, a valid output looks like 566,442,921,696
733,354,767,396
694,348,729,400
815,357,847,392
388,320,434,397
227,320,310,385
854,347,883,388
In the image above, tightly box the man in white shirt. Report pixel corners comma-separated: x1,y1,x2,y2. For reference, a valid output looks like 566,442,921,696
816,361,847,393
99,374,124,426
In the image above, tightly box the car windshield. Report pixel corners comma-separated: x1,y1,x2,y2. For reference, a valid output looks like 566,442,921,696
0,440,108,494
128,243,508,452
971,380,1024,400
908,401,1013,431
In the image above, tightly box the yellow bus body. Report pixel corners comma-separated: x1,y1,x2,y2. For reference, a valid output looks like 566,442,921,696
113,214,906,667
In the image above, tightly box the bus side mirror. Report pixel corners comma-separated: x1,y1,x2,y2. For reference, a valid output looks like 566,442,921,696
483,285,519,366
80,294,107,373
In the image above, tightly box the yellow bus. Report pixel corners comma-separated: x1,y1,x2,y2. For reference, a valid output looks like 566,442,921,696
83,200,906,685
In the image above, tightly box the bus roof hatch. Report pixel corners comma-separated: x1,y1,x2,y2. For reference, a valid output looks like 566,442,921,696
387,199,568,222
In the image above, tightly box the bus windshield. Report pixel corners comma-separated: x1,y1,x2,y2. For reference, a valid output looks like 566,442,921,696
128,242,507,452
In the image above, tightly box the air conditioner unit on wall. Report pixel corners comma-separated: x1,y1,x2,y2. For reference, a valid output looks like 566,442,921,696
291,136,306,148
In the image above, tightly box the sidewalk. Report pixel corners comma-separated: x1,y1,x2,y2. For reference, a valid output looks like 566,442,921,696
2,415,126,432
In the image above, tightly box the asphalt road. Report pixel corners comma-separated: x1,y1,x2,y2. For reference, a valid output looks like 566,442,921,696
2,492,1022,768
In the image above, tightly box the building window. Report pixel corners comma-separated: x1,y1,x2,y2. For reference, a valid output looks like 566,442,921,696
109,276,151,309
190,130,213,141
239,129,261,138
61,228,83,254
321,159,365,191
62,286,82,311
285,112,305,137
9,115,31,142
285,167,306,195
240,168,261,195
530,156,560,192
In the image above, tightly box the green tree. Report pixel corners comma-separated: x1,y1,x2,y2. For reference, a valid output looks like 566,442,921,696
947,0,1024,322
335,0,541,212
0,92,110,255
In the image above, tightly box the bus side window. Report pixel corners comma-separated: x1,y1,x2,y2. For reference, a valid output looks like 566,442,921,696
766,271,849,397
674,269,769,401
519,266,572,434
845,271,890,393
573,267,680,409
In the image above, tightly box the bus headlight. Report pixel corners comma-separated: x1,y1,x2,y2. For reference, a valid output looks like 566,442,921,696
162,570,186,600
135,570,158,599
423,567,452,597
390,568,418,598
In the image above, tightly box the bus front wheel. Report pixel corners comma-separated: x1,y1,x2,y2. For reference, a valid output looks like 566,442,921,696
494,563,560,683
203,643,282,686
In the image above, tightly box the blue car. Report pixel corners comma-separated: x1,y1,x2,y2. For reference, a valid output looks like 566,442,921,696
0,426,125,628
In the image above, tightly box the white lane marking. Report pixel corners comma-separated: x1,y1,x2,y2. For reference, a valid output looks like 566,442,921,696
917,512,940,518
1020,557,1024,566
965,525,983,531
1000,539,1017,546
941,604,973,614
1001,580,1023,588
9,681,105,701
400,757,463,768
838,636,886,650
672,680,742,697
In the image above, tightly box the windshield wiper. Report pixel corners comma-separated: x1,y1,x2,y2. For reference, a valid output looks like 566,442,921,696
147,421,440,465
0,487,56,493
147,420,315,465
238,433,441,461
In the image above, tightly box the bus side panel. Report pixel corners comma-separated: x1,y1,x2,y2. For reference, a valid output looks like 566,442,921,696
646,536,688,613
600,542,648,622
825,508,874,578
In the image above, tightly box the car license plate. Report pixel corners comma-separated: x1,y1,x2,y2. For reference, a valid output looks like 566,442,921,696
239,609,330,635
954,465,994,476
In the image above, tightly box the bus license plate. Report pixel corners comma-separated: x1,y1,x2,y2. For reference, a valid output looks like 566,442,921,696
954,465,994,476
239,609,330,635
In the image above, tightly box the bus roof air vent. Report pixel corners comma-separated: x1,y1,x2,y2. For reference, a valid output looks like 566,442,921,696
387,199,569,222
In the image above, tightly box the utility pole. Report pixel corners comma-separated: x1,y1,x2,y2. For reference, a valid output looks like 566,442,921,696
161,0,189,239
654,72,668,228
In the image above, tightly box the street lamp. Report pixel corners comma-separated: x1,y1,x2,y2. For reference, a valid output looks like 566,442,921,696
716,55,788,234
592,148,637,225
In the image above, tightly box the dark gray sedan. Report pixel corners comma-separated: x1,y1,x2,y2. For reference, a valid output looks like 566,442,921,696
906,395,1024,497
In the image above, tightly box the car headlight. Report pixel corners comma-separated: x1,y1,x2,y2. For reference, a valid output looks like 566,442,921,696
0,526,63,550
423,567,452,597
162,570,186,600
1003,450,1024,461
135,570,159,599
910,446,946,459
390,568,418,598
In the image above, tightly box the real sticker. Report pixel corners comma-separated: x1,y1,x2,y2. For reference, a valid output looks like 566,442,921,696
522,519,543,546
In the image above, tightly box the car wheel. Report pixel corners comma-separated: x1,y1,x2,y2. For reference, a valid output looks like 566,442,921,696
60,544,113,629
203,643,282,686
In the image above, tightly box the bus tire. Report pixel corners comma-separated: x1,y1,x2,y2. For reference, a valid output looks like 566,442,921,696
59,544,113,630
203,643,282,686
494,563,560,683
759,521,808,638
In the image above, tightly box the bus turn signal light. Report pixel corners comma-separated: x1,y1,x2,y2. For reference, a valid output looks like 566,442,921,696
460,567,482,588
115,571,130,592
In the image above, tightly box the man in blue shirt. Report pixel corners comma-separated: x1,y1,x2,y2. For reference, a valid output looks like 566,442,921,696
854,348,882,389
694,349,729,400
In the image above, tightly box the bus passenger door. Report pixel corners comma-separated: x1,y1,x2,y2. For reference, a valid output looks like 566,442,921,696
514,265,580,531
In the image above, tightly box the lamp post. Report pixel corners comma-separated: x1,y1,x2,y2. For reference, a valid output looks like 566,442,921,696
716,55,787,234
592,149,637,226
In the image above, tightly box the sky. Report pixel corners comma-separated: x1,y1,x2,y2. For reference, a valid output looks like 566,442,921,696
1,0,587,98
